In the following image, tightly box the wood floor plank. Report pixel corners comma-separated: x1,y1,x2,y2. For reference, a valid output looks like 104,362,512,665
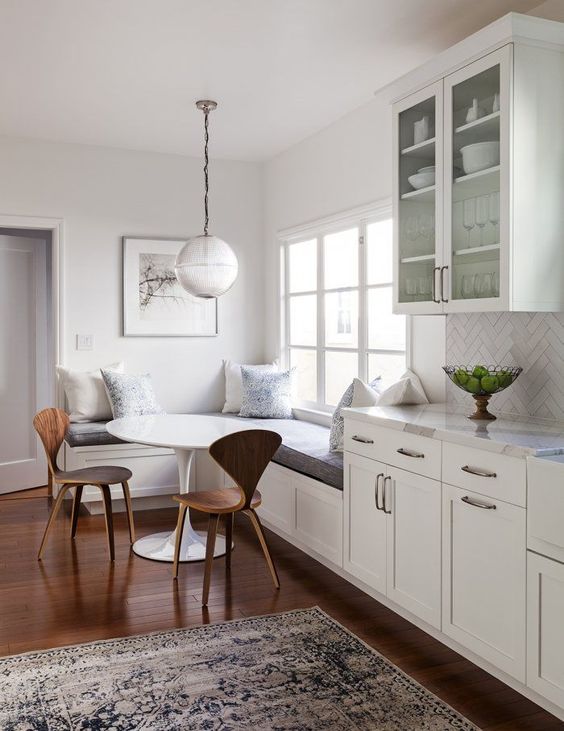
0,495,562,729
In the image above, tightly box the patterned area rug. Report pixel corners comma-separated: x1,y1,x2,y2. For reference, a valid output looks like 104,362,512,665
0,607,477,730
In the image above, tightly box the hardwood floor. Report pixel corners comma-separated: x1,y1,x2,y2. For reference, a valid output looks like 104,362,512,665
0,488,562,730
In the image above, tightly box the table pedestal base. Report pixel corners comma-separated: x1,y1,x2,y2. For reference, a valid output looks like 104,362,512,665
132,525,227,563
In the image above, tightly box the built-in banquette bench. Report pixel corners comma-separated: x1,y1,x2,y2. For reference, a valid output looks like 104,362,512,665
63,414,345,570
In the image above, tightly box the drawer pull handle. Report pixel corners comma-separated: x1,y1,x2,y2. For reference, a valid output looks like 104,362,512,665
461,495,497,510
374,473,385,511
397,447,424,459
383,475,392,514
461,465,497,478
352,435,374,444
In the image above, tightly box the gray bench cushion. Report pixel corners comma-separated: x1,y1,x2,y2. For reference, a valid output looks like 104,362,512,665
65,414,343,490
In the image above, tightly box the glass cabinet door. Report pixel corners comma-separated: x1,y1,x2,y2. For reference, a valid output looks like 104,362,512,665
394,81,443,313
444,46,510,310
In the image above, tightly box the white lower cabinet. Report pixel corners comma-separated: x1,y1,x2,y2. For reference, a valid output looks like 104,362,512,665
344,453,441,628
344,453,387,593
256,462,296,535
527,551,564,708
442,483,526,681
386,466,442,628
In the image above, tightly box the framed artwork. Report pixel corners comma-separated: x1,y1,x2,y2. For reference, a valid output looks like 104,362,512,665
123,236,218,337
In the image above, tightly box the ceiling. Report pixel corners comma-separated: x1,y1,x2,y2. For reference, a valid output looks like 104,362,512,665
0,0,543,161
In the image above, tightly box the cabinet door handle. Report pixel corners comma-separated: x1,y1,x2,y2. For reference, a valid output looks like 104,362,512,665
440,265,449,303
352,435,374,444
383,475,392,514
374,473,385,511
397,447,424,459
461,465,497,478
461,495,497,510
432,266,441,304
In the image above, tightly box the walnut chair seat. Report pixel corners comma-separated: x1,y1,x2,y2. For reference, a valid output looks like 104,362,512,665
33,408,136,562
173,487,262,514
172,429,282,607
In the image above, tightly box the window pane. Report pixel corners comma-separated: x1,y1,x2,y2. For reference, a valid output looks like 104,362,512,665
325,290,358,348
324,228,358,289
368,286,406,351
367,218,393,285
325,351,358,406
290,349,317,403
289,294,316,346
368,353,406,387
289,239,317,293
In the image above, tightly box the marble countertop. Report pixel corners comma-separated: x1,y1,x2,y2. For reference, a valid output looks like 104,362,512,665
341,403,564,458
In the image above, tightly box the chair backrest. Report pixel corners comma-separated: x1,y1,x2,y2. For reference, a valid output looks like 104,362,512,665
33,408,70,476
209,429,282,509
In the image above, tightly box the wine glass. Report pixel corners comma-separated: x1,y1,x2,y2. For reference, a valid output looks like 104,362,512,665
489,192,500,244
476,196,489,246
462,199,475,248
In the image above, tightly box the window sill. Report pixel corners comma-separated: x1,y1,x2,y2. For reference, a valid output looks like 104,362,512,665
292,407,333,428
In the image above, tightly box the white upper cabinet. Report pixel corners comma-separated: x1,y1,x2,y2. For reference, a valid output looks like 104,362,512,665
392,14,564,314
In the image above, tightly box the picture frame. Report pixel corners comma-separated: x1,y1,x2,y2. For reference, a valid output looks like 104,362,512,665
122,236,218,337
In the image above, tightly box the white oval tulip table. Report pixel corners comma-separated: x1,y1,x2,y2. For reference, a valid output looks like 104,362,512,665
107,414,255,563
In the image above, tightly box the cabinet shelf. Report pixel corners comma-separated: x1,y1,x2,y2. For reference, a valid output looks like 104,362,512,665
454,112,500,152
401,137,436,157
401,185,435,202
454,243,500,256
400,253,436,264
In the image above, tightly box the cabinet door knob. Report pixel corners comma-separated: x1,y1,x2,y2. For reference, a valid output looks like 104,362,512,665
383,475,392,514
374,473,385,511
461,465,497,478
440,265,449,303
397,447,424,459
352,435,374,444
461,495,497,510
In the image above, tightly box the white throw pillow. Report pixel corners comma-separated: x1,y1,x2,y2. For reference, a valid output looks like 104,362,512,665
376,369,429,407
222,359,277,413
57,362,124,422
351,377,382,408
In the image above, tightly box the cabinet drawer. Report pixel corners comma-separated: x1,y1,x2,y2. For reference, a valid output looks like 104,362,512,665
344,420,441,480
442,442,526,507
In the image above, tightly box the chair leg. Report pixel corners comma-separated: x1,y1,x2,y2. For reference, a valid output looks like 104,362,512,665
99,485,115,562
246,509,280,589
70,485,84,538
172,504,188,580
121,481,136,544
225,513,234,570
202,514,220,607
38,484,71,559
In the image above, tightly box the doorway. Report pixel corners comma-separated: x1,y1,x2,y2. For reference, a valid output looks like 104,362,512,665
0,219,62,494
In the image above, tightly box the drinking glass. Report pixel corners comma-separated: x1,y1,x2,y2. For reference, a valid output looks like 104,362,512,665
461,273,476,299
417,276,431,297
405,278,417,297
418,212,434,242
489,192,500,244
462,199,475,248
479,272,493,298
476,196,489,246
406,216,419,242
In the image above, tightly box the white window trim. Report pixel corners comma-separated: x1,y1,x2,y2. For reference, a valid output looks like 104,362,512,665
278,199,411,415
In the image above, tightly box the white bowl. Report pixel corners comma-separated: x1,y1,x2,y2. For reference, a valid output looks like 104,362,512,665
417,165,435,174
460,141,500,175
408,170,435,189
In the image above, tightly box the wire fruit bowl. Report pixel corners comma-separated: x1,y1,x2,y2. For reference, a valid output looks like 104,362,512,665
443,365,522,420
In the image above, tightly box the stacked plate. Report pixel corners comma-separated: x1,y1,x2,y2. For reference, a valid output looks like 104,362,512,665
408,165,435,190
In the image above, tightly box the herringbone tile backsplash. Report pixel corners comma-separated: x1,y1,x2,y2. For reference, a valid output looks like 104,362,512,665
446,313,564,421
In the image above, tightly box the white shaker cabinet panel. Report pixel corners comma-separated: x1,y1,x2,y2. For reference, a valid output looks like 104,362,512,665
442,483,526,681
344,452,387,593
386,466,442,628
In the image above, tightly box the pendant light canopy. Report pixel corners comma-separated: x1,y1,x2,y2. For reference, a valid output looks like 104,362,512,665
175,100,238,299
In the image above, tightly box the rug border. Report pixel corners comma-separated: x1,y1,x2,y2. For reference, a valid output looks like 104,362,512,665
0,604,479,730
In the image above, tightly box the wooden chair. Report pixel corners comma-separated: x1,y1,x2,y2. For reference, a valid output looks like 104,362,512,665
172,429,282,606
33,408,135,561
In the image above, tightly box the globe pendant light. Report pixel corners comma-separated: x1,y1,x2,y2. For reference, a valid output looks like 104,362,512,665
175,100,238,299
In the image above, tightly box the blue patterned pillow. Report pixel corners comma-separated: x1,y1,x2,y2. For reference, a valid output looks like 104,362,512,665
239,367,294,419
101,370,165,419
329,377,382,452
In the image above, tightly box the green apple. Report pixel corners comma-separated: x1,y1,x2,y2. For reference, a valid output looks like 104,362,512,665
480,375,499,393
454,368,469,385
497,371,513,388
465,376,482,394
472,365,489,379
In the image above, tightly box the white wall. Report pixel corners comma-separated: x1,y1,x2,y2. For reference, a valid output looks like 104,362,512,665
264,94,446,402
0,138,264,413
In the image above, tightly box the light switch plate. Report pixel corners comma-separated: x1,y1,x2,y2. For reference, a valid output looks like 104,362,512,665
76,334,94,351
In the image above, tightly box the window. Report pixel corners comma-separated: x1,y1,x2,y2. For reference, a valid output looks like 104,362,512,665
281,207,407,411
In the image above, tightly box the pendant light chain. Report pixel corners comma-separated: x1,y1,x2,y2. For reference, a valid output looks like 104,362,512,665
203,108,210,236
